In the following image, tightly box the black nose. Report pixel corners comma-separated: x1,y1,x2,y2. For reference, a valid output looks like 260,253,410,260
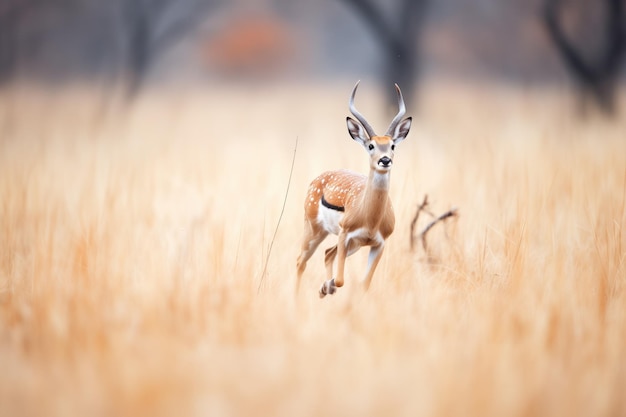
379,156,392,167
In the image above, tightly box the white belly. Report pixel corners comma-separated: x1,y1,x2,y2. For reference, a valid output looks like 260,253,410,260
346,227,384,248
317,202,343,235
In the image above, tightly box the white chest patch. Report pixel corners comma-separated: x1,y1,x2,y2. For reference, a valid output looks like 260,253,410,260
317,202,343,235
371,171,390,189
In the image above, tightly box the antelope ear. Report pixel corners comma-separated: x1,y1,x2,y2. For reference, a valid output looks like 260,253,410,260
347,116,369,146
392,117,412,144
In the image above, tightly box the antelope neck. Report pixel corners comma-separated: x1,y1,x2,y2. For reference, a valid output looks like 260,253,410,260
370,170,391,190
360,170,390,226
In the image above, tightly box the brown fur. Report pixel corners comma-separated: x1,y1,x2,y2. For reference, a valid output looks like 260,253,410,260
296,83,411,297
296,139,397,294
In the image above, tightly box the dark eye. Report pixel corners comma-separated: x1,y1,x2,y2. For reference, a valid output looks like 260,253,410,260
368,144,374,151
391,144,395,151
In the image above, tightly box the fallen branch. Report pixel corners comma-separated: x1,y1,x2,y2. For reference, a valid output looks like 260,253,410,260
419,207,458,253
410,194,459,256
409,194,433,250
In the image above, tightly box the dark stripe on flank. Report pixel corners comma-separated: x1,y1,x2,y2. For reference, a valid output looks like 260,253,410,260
321,195,345,212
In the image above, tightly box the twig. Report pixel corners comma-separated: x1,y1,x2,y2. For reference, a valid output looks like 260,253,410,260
420,207,458,253
257,136,298,293
409,194,434,250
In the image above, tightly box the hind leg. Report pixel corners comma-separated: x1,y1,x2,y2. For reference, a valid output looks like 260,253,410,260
325,240,361,280
319,245,338,298
319,236,361,298
324,245,337,281
296,221,328,294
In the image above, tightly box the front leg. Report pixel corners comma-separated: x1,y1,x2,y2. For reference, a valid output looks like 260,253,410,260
334,231,348,288
319,232,347,298
362,243,385,291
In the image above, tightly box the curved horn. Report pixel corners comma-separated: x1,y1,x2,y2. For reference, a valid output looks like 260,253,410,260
385,84,407,136
349,80,376,138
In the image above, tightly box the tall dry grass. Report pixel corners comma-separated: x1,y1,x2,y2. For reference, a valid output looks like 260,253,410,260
0,82,625,416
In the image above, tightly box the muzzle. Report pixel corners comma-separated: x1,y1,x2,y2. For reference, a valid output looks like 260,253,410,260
378,156,392,168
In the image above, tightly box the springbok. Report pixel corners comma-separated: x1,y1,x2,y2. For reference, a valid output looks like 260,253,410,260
296,81,412,298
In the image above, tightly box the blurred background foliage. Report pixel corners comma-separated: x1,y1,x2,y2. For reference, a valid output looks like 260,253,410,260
0,0,624,114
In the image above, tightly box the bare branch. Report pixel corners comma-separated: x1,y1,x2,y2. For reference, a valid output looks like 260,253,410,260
410,194,431,251
409,194,459,265
419,207,458,254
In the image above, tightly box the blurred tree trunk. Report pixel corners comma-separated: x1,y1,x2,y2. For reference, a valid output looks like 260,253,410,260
339,0,429,110
122,0,152,95
122,0,220,96
0,0,219,92
542,0,626,116
0,1,37,85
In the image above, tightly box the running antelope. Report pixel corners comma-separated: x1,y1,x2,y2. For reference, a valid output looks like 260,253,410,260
296,81,412,297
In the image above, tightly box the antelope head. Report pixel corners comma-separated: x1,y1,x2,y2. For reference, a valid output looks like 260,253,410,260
346,81,412,173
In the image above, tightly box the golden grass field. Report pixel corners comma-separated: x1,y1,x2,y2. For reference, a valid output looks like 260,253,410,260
0,81,625,416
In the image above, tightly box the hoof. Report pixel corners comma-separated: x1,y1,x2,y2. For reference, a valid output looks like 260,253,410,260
319,279,337,298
